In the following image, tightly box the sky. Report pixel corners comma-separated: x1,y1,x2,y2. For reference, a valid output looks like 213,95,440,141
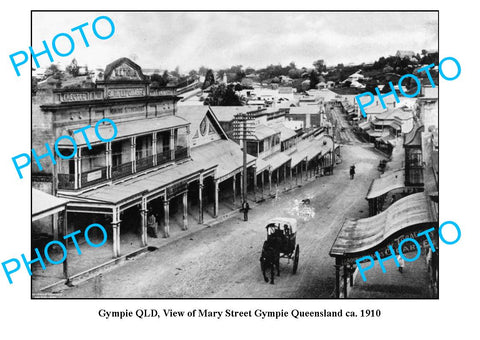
32,11,438,72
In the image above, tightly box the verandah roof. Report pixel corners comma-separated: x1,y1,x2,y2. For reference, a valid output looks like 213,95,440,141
32,189,68,221
330,193,437,257
57,115,189,147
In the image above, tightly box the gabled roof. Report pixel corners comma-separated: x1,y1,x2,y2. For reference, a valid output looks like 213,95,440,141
209,106,257,122
103,57,147,82
176,105,228,141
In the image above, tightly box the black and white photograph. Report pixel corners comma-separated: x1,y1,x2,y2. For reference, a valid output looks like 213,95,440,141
1,1,478,338
30,11,439,299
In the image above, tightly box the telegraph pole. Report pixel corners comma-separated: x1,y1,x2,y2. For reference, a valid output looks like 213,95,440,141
242,116,248,220
332,118,336,175
234,112,254,221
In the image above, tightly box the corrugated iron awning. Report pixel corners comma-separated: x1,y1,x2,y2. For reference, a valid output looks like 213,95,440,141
366,169,405,200
330,192,437,257
32,189,68,221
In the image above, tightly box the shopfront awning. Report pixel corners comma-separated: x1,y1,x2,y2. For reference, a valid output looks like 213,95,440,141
376,135,399,146
255,158,270,174
365,169,405,200
290,141,320,167
58,115,190,147
65,159,216,207
262,152,291,171
330,192,437,257
358,121,370,131
291,151,307,168
32,189,68,221
191,139,256,182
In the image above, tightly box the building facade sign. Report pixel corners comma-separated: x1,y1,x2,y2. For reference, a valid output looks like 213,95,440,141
106,87,146,98
86,170,103,182
340,227,430,266
59,91,103,103
150,88,175,96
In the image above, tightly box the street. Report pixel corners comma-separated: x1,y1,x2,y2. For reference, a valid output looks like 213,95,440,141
52,126,383,298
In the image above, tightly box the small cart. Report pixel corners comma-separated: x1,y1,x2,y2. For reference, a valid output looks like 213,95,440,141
264,217,300,274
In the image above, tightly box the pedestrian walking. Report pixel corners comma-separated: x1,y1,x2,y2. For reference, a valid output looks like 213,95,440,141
242,201,250,221
349,165,356,180
397,255,405,273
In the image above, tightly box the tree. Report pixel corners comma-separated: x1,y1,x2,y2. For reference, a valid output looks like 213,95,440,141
45,64,63,79
309,70,319,89
206,83,242,106
151,73,167,87
162,70,170,84
66,58,79,77
203,69,215,89
288,68,302,79
313,59,326,73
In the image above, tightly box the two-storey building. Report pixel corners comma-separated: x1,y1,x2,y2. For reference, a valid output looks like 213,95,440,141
32,58,224,259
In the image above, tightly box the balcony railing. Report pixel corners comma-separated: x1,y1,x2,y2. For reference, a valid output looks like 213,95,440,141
112,161,133,180
157,149,172,166
136,154,155,172
81,167,107,187
58,173,75,190
175,146,188,161
57,147,190,190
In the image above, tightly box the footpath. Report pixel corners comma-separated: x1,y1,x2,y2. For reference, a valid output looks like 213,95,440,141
32,172,318,296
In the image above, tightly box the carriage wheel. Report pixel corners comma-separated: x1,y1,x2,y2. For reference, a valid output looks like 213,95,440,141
292,245,300,274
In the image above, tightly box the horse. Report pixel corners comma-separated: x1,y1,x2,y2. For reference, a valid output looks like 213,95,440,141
260,238,280,284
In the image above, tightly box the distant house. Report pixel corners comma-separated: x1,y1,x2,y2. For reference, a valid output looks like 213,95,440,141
359,107,414,149
396,50,415,59
350,80,366,89
343,71,364,84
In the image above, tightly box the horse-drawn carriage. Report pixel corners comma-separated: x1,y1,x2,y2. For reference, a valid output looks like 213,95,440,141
260,217,300,284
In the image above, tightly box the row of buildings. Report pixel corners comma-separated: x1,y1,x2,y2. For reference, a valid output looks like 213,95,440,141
329,85,439,298
32,57,337,282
